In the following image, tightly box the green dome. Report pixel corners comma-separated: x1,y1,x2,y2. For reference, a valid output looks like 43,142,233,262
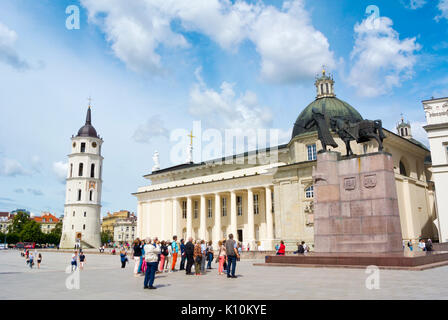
292,97,363,139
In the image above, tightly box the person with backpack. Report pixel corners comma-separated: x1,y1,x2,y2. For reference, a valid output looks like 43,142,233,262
120,248,128,268
185,237,195,275
206,241,214,270
159,241,167,272
225,234,239,278
164,241,173,273
143,237,160,290
194,240,202,275
171,235,179,271
28,252,34,269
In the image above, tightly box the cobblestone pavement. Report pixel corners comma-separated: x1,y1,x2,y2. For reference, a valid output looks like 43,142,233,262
1,250,448,299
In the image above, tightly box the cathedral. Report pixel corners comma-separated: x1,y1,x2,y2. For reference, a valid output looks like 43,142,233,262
60,105,104,249
134,70,438,250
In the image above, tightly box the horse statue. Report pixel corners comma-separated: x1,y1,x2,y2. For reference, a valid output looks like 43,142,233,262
329,117,386,156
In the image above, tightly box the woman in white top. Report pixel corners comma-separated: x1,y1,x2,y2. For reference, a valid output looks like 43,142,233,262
164,241,173,273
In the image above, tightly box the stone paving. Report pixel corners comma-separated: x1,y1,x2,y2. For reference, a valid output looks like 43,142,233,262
1,250,448,299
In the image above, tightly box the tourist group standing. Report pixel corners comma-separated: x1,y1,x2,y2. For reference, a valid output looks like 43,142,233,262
130,233,241,289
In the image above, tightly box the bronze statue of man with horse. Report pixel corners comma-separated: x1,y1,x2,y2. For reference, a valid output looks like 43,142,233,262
303,104,386,156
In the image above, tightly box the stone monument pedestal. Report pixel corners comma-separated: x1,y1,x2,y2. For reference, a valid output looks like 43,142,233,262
313,151,402,253
262,151,448,270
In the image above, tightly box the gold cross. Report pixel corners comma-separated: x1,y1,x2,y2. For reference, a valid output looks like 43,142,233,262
187,130,195,146
87,96,93,107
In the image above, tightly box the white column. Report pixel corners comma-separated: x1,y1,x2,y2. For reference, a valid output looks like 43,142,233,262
161,199,166,240
213,193,221,247
199,194,206,240
137,202,142,239
265,186,274,250
247,188,256,250
186,196,192,239
230,190,237,237
172,198,178,238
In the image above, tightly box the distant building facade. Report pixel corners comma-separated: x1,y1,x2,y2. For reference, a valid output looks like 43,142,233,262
33,213,60,234
102,210,132,235
423,97,448,242
113,216,137,243
0,212,10,233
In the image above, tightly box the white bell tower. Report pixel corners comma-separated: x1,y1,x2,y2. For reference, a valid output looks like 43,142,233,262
60,104,103,249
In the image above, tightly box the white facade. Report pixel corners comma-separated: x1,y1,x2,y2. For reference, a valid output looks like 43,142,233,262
60,107,103,248
113,218,136,243
424,97,448,242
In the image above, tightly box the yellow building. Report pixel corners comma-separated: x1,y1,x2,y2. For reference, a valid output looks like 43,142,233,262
101,210,131,235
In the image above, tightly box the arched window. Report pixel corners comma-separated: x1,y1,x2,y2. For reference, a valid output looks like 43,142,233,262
90,163,95,178
305,186,314,198
320,84,324,94
89,190,93,201
84,212,86,217
78,189,82,201
325,83,329,94
73,211,75,217
405,128,408,136
83,224,86,230
399,161,408,176
78,163,83,177
70,164,73,178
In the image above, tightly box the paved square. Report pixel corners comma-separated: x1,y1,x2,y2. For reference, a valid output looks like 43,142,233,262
1,250,448,299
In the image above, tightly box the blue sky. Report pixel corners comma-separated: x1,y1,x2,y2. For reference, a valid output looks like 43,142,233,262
0,0,447,217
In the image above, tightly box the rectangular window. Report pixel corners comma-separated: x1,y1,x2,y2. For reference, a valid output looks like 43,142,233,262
222,198,227,217
207,199,213,218
81,143,86,153
253,194,259,215
77,190,82,201
194,200,198,219
182,201,187,219
307,144,317,161
271,191,274,213
305,186,314,198
237,196,243,216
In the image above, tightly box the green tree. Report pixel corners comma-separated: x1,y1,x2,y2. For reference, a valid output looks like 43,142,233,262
20,220,43,242
9,211,31,234
101,231,113,245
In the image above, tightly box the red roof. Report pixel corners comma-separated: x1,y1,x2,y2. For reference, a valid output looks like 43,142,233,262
33,213,59,223
0,212,9,218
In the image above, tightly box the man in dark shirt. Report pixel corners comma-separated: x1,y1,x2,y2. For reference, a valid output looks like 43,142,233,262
185,237,195,275
179,239,186,270
225,234,239,278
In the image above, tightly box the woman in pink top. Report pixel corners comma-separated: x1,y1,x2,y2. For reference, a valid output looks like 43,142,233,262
217,240,226,275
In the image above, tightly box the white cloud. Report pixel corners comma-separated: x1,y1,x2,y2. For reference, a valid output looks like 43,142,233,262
0,21,29,70
248,0,335,83
0,158,29,177
436,0,448,21
347,16,421,97
404,0,427,9
189,68,272,131
133,114,169,144
81,0,335,82
52,161,68,183
27,188,43,196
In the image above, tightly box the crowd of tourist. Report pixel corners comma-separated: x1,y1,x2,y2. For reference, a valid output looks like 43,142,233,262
127,233,241,289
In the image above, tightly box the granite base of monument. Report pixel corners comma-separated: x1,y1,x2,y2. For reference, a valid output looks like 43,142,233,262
262,151,448,270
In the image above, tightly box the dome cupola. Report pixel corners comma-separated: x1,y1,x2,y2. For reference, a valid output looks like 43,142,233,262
77,105,99,138
291,69,363,139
